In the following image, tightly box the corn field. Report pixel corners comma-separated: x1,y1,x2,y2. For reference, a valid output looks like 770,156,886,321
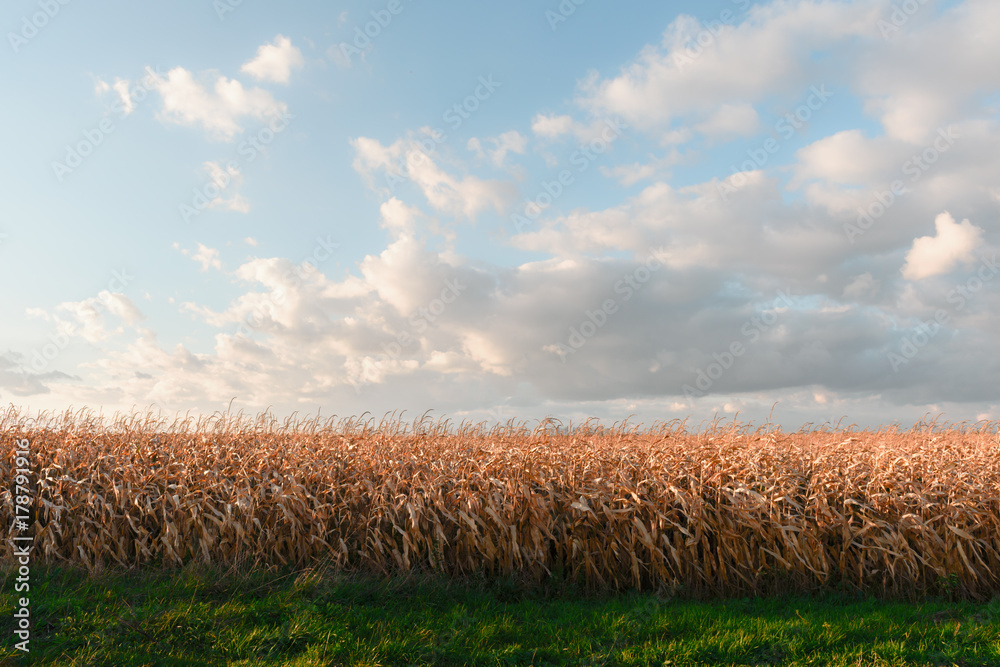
3,406,999,598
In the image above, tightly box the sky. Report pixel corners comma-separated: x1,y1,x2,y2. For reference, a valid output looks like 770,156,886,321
1,0,998,430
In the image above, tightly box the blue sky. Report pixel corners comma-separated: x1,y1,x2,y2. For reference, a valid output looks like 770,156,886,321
2,0,999,429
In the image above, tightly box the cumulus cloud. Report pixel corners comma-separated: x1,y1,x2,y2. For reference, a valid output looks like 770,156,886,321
694,103,760,139
902,212,985,280
20,291,145,351
791,130,903,188
181,243,224,272
379,197,419,235
600,149,683,186
530,113,627,144
531,114,576,139
351,133,514,220
467,130,527,167
573,0,1000,151
577,2,881,137
95,69,165,116
148,67,288,141
842,272,880,300
858,0,1000,143
11,0,1000,428
200,161,250,213
241,35,305,84
57,293,144,343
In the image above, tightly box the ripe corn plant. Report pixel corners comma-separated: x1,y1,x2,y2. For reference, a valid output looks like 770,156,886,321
2,406,999,598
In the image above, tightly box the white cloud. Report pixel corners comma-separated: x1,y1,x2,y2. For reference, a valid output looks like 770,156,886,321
379,197,419,235
351,133,514,220
201,161,250,213
531,113,576,139
94,67,166,118
857,0,1000,143
113,78,134,115
468,130,527,167
530,113,626,143
843,272,879,299
148,67,288,141
182,243,224,272
901,212,984,280
577,2,880,136
241,35,305,84
791,130,901,188
694,103,759,139
47,292,144,344
13,0,1000,429
600,149,682,186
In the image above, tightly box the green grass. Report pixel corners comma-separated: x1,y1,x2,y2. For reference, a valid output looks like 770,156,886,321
3,562,1000,666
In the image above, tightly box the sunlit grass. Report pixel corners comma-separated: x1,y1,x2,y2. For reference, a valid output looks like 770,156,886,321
2,563,999,665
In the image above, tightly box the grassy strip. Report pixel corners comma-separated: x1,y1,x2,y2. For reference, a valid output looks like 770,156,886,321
2,563,1000,666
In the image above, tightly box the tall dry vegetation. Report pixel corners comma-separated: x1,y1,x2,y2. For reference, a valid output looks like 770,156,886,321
2,406,999,598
